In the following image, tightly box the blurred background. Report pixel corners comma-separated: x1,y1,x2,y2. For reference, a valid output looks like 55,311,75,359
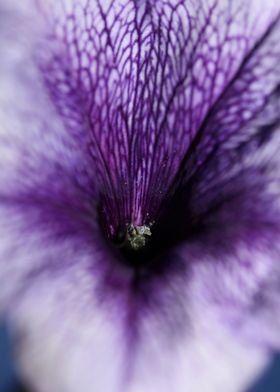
0,322,280,392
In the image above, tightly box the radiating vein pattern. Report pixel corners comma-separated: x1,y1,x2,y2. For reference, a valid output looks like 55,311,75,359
36,0,280,238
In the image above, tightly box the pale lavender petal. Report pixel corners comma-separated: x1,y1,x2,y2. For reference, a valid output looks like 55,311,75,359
10,265,270,392
0,1,280,392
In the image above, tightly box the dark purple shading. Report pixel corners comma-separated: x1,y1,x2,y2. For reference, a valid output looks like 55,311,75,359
1,0,280,354
34,1,280,241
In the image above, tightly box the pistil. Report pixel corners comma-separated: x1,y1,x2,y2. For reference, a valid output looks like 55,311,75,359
125,224,152,251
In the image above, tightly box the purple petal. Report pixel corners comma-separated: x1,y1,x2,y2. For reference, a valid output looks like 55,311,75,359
32,0,280,237
1,1,280,391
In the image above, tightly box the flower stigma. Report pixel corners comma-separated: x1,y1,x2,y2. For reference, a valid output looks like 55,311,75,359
124,224,152,251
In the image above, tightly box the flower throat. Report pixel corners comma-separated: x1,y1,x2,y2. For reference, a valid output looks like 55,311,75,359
121,224,152,251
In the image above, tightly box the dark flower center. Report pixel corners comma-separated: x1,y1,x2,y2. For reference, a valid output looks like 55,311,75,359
98,184,203,273
117,224,153,251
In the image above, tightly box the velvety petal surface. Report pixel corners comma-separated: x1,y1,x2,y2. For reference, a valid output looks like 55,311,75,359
11,266,269,392
32,0,280,235
1,0,280,392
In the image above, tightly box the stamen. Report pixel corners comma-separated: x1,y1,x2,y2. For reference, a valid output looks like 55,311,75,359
125,224,152,251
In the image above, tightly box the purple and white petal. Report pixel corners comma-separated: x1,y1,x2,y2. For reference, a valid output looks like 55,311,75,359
10,264,269,392
1,1,280,392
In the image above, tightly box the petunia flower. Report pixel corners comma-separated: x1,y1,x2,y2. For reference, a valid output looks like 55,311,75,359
0,0,280,391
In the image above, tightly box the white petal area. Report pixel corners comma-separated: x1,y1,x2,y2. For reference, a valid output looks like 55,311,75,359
10,268,126,392
10,267,270,392
129,308,269,392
